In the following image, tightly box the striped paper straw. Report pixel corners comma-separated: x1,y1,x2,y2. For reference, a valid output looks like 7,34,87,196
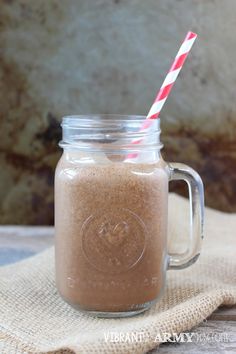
146,31,197,120
127,31,197,158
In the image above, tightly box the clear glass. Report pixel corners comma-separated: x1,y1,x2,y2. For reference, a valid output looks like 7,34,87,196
55,115,204,317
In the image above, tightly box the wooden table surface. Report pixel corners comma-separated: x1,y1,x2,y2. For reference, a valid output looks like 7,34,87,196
0,226,235,354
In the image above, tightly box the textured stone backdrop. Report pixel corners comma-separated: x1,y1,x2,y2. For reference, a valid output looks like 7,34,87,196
0,0,236,224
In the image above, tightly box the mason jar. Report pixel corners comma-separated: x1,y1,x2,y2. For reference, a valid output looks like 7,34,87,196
55,115,204,317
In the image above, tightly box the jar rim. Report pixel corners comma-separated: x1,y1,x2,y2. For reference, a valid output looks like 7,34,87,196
60,114,162,153
62,114,160,128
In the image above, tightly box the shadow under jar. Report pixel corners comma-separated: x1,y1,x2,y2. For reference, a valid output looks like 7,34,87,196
55,115,204,317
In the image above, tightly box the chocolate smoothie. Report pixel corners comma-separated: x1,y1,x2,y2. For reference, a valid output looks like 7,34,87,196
55,152,169,313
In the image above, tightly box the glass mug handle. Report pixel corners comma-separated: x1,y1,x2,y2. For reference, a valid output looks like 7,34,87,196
167,162,204,269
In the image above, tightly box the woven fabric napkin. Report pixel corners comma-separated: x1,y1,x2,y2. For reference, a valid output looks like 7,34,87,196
0,194,236,354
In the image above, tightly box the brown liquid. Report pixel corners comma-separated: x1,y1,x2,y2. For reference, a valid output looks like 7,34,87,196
55,153,169,313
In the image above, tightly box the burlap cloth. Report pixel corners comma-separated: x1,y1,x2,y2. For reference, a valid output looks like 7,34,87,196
0,194,236,354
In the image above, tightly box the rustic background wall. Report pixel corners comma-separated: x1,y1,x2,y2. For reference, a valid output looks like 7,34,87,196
0,0,236,224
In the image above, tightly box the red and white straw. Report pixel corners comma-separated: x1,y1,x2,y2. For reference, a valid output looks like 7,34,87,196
127,31,197,157
146,31,197,121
